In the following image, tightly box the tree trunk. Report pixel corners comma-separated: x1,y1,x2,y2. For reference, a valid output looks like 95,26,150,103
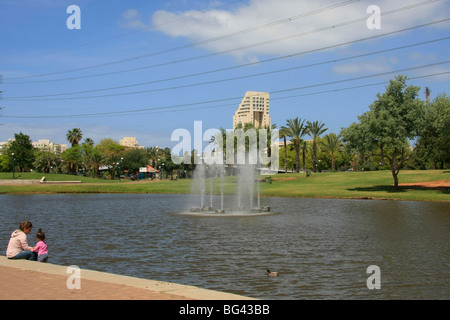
283,136,287,173
295,139,300,173
312,139,317,173
302,148,306,171
391,147,399,190
380,143,385,167
331,157,336,171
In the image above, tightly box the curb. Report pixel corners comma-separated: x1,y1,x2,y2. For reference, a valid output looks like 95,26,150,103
0,256,255,300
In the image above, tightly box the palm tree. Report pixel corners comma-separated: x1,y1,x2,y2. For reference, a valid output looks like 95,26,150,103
306,121,328,172
299,139,309,171
279,126,289,173
90,148,104,179
84,137,94,147
66,128,83,147
321,133,342,171
285,117,307,173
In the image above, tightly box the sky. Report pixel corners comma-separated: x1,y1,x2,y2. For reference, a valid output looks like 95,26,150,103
0,0,449,150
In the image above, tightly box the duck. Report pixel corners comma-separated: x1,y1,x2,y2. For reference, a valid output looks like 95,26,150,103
266,269,279,276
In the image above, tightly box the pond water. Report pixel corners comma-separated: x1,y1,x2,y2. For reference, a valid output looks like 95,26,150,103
0,194,448,299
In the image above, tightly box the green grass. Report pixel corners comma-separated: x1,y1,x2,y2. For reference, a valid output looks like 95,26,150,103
262,170,449,202
0,170,448,202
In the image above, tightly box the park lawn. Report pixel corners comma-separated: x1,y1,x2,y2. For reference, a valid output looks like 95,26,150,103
0,170,448,202
0,172,122,183
262,170,449,202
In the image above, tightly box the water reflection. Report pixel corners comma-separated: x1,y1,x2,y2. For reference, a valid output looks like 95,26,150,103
0,194,448,299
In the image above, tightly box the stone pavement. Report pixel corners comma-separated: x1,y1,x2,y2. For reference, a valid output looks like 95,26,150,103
0,256,254,300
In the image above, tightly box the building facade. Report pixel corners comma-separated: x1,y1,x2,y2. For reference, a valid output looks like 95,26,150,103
119,137,144,149
0,138,68,155
233,91,271,130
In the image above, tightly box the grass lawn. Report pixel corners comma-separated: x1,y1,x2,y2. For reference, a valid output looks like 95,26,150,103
0,170,448,202
263,170,449,202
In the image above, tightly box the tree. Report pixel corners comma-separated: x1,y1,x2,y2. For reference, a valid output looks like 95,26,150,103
321,133,343,171
66,128,83,147
415,93,450,169
279,126,289,173
306,121,328,172
121,148,148,176
6,132,35,172
61,145,83,175
33,150,61,173
96,138,124,179
90,147,105,178
341,75,425,188
285,117,307,173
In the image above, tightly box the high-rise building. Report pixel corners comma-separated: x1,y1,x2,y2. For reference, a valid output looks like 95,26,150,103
119,137,144,149
233,91,271,130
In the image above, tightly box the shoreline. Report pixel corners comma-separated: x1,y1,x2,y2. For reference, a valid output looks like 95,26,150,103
0,256,255,300
0,191,448,203
0,170,448,203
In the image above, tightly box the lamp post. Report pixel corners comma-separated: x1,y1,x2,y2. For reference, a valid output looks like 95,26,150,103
11,153,15,179
120,157,123,181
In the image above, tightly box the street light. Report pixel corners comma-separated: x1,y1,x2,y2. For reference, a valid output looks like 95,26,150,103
120,157,123,181
11,153,15,179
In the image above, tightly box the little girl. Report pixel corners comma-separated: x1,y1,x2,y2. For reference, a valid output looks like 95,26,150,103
32,229,48,262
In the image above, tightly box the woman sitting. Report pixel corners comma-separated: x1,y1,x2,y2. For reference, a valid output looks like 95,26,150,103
6,221,37,261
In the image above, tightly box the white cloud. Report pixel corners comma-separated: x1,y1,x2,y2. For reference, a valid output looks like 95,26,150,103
147,0,448,61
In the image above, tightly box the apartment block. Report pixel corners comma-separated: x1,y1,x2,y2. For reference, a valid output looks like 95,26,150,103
119,137,145,149
233,91,271,130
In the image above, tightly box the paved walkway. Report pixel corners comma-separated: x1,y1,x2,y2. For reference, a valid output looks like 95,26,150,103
0,256,254,300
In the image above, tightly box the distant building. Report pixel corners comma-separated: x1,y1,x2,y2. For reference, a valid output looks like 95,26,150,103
0,138,68,154
233,91,271,130
32,139,68,154
119,137,144,149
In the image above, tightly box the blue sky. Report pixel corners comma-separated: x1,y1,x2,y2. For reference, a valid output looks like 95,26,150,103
1,0,449,149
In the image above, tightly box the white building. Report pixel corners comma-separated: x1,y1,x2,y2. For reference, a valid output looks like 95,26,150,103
32,139,68,154
233,91,271,130
119,137,145,149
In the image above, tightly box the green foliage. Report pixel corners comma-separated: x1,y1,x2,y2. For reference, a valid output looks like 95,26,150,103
340,75,426,187
415,93,450,168
5,132,35,172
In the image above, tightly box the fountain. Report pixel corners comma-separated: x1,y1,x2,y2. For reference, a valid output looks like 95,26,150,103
186,161,272,217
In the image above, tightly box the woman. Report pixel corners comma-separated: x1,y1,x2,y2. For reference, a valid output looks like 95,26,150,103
6,221,37,260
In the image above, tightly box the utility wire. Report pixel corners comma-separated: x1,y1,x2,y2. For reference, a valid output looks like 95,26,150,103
0,0,368,80
2,68,449,119
5,36,449,101
3,0,246,63
5,16,449,85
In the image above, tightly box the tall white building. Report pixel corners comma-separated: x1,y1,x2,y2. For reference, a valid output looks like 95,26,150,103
233,91,271,130
119,137,144,149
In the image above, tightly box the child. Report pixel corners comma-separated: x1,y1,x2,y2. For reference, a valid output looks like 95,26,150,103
32,229,48,262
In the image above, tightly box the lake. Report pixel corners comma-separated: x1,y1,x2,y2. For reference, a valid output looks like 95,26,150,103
0,194,448,299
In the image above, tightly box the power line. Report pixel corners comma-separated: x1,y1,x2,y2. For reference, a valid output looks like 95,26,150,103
2,0,247,63
5,36,449,101
2,68,449,119
0,0,367,81
5,16,449,85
